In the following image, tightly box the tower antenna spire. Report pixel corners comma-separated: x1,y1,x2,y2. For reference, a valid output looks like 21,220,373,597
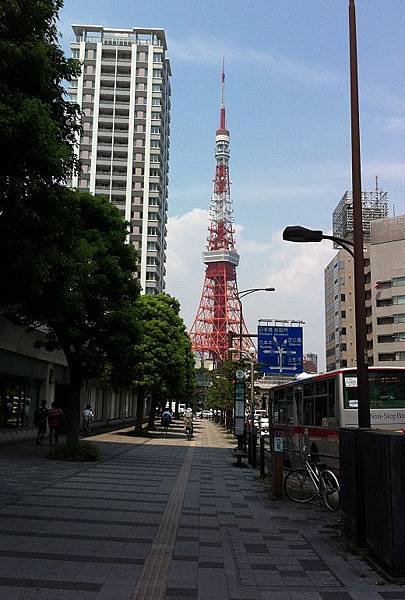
219,58,226,131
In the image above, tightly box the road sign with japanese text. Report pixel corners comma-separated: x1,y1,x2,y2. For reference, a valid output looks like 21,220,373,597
258,325,303,376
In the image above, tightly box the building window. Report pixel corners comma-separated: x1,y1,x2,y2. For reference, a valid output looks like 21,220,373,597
393,295,405,305
394,314,405,323
153,69,162,78
378,335,394,344
392,277,405,287
150,140,160,148
151,112,160,120
395,352,405,361
341,294,346,301
341,310,346,318
377,298,393,307
153,53,162,63
377,316,394,325
152,84,161,92
72,48,80,59
146,257,156,265
151,126,160,134
378,353,396,361
341,327,346,335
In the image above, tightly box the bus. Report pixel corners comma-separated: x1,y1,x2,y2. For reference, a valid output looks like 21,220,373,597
269,367,405,469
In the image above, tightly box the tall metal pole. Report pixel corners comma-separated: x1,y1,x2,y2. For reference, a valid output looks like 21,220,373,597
349,0,370,428
237,297,243,361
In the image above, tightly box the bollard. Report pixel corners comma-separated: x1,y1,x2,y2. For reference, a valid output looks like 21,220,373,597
252,432,257,469
259,436,265,478
272,452,283,498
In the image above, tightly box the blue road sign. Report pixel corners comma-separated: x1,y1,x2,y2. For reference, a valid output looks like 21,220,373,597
258,325,303,375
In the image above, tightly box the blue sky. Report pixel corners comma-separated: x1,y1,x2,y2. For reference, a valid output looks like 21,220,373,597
59,1,405,368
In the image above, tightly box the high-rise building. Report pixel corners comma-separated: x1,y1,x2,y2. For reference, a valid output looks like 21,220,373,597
303,353,318,373
332,186,388,246
368,216,405,366
68,25,171,294
325,213,405,371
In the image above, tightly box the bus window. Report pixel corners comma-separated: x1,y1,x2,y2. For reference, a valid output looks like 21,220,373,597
344,371,405,409
295,389,303,424
314,397,327,425
328,380,336,417
303,397,315,425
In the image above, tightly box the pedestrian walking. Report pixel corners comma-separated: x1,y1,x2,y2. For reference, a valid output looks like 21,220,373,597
47,401,64,447
82,404,94,434
161,409,172,434
34,400,48,445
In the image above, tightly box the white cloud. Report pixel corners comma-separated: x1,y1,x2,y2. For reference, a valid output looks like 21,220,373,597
168,34,339,86
166,209,335,370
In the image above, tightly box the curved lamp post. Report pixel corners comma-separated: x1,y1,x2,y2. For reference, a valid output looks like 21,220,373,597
236,288,276,360
282,223,369,429
283,226,355,258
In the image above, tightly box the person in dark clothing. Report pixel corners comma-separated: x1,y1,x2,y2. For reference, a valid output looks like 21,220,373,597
47,401,64,447
34,400,48,445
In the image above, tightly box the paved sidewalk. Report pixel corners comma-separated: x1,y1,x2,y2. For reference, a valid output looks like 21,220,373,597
0,420,403,599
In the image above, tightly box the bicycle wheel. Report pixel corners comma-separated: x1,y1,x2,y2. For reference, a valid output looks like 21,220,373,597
321,470,340,511
284,469,317,503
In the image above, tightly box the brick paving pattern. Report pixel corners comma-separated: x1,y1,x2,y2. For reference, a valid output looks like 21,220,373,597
0,420,403,599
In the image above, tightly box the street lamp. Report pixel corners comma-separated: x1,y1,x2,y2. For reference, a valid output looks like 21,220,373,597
235,288,276,360
282,222,369,428
283,226,355,258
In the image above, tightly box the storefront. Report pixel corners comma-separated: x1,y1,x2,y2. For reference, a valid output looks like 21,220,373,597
0,375,40,429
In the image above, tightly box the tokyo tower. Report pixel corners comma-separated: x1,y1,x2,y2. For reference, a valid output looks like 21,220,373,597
189,66,252,363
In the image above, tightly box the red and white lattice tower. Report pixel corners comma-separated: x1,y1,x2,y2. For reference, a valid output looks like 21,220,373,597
189,67,252,363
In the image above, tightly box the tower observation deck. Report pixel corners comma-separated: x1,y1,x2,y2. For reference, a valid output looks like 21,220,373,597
189,67,252,363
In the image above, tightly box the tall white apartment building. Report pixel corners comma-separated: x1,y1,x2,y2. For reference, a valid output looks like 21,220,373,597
68,25,171,294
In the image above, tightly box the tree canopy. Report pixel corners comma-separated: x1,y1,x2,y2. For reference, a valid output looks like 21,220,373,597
0,0,81,312
132,294,196,430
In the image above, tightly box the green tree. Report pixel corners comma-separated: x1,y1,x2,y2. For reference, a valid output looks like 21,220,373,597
40,192,141,443
132,294,195,432
0,0,82,312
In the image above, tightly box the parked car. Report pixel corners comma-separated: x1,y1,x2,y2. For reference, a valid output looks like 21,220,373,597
199,410,213,419
260,417,270,436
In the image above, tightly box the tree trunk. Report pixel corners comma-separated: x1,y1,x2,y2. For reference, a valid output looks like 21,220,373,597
147,394,158,430
174,399,179,420
64,359,83,445
134,391,145,434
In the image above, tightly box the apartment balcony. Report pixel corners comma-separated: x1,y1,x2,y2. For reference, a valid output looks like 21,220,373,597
111,157,128,165
116,73,131,81
111,174,127,181
113,130,128,138
114,117,129,126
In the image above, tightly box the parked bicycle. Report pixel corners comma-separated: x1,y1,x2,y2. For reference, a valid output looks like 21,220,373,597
284,453,340,512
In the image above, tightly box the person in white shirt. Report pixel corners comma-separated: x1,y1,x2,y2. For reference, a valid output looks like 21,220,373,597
184,408,193,436
82,404,94,434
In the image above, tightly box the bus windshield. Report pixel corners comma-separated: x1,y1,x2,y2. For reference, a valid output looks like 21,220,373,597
344,371,405,409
